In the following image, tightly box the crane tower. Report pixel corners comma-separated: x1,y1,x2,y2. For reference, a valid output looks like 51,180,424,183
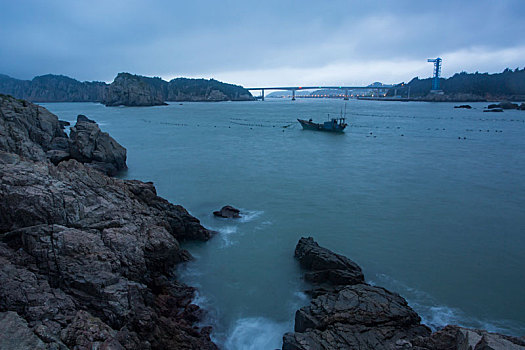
427,57,443,94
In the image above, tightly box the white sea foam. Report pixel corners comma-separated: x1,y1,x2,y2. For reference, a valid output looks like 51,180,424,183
239,209,264,223
223,317,289,350
216,226,238,247
371,273,525,335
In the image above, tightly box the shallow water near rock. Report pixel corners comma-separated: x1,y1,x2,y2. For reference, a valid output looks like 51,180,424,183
42,99,525,347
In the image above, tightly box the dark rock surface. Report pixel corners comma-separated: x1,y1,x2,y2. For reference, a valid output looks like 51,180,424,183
488,102,520,110
213,205,241,218
1,95,127,175
69,114,127,175
294,237,364,287
484,108,504,112
283,237,525,350
0,97,217,349
454,104,472,109
0,152,217,349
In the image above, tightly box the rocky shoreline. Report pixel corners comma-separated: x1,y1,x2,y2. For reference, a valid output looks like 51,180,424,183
1,95,524,349
283,237,525,350
0,95,218,349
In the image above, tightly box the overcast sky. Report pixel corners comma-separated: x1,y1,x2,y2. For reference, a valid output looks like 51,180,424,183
1,0,524,87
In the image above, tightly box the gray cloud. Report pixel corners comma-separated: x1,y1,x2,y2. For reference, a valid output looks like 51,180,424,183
1,0,524,85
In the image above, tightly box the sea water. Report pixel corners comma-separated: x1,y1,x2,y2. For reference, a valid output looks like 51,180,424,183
43,99,525,348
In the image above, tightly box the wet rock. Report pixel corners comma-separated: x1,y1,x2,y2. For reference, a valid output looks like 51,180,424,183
518,103,525,110
213,205,241,218
283,237,525,350
484,108,504,112
295,237,364,286
283,237,430,350
488,102,519,110
412,325,525,350
454,105,472,109
58,120,70,129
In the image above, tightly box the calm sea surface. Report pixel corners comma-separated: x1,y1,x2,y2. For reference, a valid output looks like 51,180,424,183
43,99,525,349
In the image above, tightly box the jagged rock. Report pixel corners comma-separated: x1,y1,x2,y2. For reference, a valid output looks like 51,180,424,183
412,325,525,350
58,120,70,129
283,238,525,350
213,205,241,218
454,105,472,109
0,312,48,350
283,237,431,350
69,114,127,175
0,96,127,175
294,237,364,286
0,94,67,162
0,151,217,349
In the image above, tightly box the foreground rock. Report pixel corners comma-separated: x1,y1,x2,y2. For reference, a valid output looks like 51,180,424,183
0,95,127,175
283,237,430,350
213,205,241,218
0,151,216,349
283,237,525,350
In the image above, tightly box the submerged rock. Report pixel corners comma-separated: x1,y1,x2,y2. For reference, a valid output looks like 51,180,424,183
484,108,504,112
454,104,472,109
213,205,241,218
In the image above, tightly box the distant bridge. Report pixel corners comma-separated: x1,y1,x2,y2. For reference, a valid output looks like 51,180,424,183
246,85,392,101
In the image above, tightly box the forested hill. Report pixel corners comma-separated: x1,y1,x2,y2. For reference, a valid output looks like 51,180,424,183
0,73,254,105
390,68,525,100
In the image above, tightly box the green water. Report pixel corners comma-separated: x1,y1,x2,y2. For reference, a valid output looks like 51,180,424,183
43,99,525,349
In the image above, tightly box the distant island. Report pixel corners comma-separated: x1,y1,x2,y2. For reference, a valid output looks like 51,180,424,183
387,68,525,102
0,73,254,106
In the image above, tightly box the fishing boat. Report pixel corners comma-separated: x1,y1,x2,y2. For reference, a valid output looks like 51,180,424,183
297,105,348,132
297,117,347,132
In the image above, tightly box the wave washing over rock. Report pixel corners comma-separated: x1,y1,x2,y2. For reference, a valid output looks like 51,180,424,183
283,237,525,350
0,96,218,349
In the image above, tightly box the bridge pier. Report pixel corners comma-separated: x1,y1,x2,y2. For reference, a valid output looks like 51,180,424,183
344,88,349,100
261,89,264,101
292,89,295,101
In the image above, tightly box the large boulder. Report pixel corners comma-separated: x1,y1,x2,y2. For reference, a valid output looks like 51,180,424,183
69,114,127,175
283,237,525,350
295,237,364,286
213,205,241,218
284,237,429,350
